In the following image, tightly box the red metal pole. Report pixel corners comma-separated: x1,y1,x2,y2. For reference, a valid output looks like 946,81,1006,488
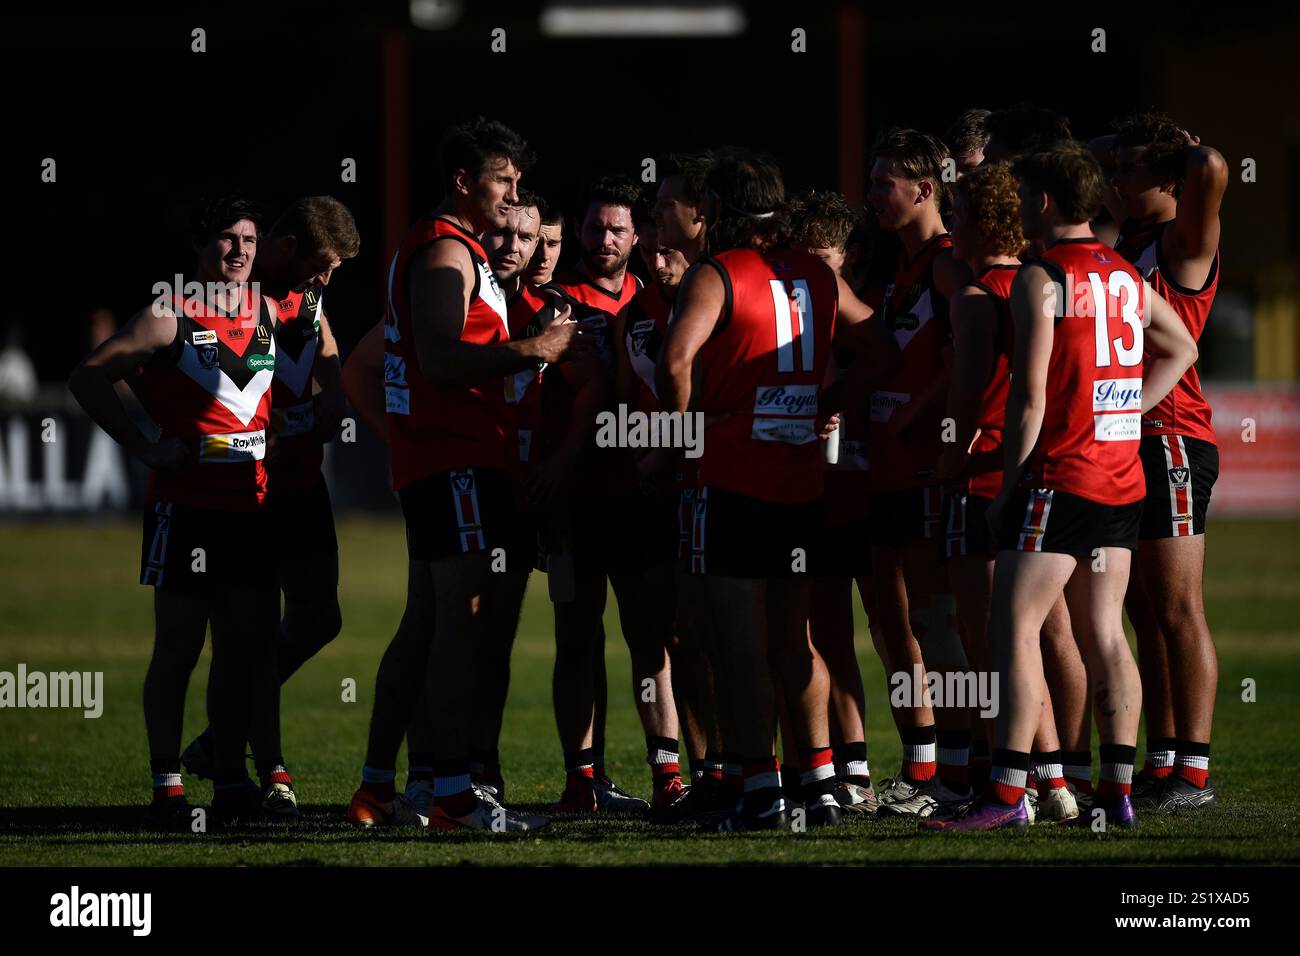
836,3,866,209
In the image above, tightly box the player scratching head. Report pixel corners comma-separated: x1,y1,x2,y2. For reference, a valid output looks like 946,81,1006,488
437,116,535,236
703,147,788,254
949,163,1027,267
1110,111,1194,224
262,196,360,294
190,194,263,286
1013,142,1105,243
579,175,640,281
789,188,861,280
868,128,949,236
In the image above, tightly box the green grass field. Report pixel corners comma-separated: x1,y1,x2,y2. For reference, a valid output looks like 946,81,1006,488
1,516,1298,866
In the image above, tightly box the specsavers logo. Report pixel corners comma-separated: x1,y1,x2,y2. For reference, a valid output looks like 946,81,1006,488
246,354,276,373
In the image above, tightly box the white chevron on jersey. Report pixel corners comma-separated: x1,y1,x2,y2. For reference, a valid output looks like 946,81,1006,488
274,334,318,398
176,337,276,427
892,288,935,351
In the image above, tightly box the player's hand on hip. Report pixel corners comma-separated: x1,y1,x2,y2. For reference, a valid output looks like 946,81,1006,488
139,435,187,472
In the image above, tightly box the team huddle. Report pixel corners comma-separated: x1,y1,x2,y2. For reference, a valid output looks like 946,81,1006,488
69,103,1227,833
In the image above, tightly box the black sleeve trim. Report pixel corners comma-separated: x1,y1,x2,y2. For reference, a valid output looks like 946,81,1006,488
1156,237,1219,297
410,233,482,307
1023,257,1069,327
696,256,733,338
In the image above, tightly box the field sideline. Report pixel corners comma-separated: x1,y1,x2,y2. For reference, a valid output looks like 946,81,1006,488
1,516,1297,866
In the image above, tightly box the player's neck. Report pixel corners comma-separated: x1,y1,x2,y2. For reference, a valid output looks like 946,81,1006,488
499,274,522,299
679,233,708,265
1042,221,1095,246
967,252,1020,274
579,261,626,294
896,208,947,258
195,269,245,312
432,199,479,238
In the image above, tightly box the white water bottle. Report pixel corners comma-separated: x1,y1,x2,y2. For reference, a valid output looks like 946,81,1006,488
823,414,841,466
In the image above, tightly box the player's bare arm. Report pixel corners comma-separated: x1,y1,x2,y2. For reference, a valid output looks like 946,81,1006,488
939,284,997,481
409,239,585,381
524,343,607,511
312,309,346,442
989,263,1055,527
1140,280,1200,412
658,262,725,414
69,301,184,468
1165,143,1228,289
340,317,388,444
611,303,638,409
1087,133,1127,228
930,245,974,302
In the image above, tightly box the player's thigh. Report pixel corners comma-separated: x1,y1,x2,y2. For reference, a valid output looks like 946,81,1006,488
990,550,1077,642
1136,534,1207,618
1062,548,1132,659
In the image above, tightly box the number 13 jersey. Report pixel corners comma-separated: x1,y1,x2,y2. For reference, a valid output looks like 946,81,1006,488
1026,237,1147,506
693,247,838,504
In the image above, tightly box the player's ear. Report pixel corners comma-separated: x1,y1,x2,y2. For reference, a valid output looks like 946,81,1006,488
451,168,472,197
916,179,934,205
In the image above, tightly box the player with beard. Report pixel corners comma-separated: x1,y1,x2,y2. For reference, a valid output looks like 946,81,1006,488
937,164,1079,823
660,149,894,831
1091,113,1228,812
70,196,286,825
179,198,358,804
863,129,975,818
540,176,683,815
924,144,1197,831
347,118,586,832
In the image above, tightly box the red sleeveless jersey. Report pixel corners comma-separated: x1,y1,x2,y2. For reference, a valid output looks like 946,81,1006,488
866,234,954,492
961,264,1018,498
694,248,839,504
384,216,513,490
1115,219,1218,445
540,269,641,500
504,282,548,466
267,281,325,492
1024,237,1146,506
134,287,277,511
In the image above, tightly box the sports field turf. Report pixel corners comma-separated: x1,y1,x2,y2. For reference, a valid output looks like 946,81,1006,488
1,516,1297,866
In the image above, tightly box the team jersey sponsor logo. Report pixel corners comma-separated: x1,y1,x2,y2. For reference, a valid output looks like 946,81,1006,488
246,354,276,373
256,324,271,345
1094,412,1140,442
191,330,217,346
751,416,817,445
198,429,267,462
271,400,314,438
753,384,818,417
1093,377,1142,412
869,390,910,423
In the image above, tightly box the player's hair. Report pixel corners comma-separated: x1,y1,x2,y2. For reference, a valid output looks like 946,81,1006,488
660,151,714,208
632,184,658,231
190,194,264,247
985,104,1072,157
437,117,534,192
704,147,789,253
1013,143,1104,225
1113,110,1189,193
954,164,1027,257
789,189,860,251
872,127,950,211
529,191,563,227
943,108,991,158
270,196,360,259
585,175,642,215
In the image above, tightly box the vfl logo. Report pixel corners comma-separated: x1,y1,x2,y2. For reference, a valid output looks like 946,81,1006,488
197,344,219,369
1091,249,1114,264
1168,466,1190,488
630,319,655,356
452,472,476,494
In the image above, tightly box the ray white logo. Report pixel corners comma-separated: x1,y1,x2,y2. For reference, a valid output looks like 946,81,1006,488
0,665,103,718
49,886,151,936
889,665,999,718
594,404,704,459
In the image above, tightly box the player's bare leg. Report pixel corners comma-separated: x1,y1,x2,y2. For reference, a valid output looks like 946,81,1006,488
948,552,993,789
144,592,209,822
468,567,530,801
810,575,875,811
549,573,604,811
1040,595,1090,809
1124,560,1177,795
1063,548,1142,825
